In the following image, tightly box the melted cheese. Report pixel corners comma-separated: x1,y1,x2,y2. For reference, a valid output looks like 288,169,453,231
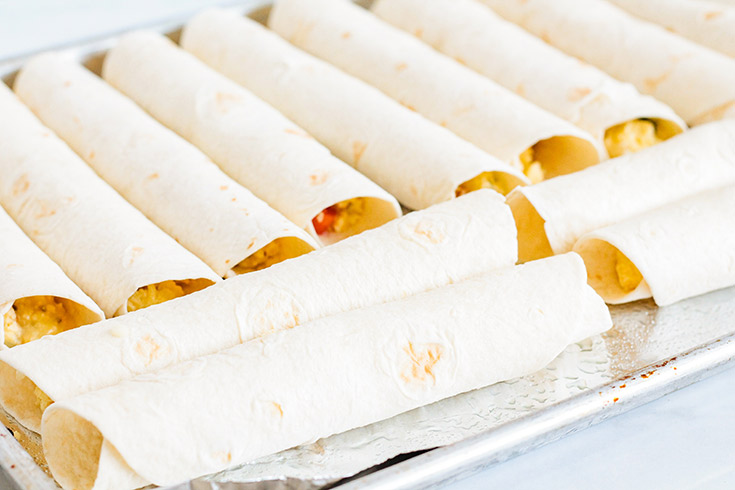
328,197,367,234
3,296,78,348
232,239,288,274
519,147,545,185
456,171,516,196
604,119,664,158
615,250,643,293
126,280,189,313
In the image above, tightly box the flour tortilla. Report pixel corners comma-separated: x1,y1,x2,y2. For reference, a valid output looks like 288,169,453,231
481,0,735,125
180,9,528,210
268,0,602,179
508,120,735,262
0,82,220,318
575,185,735,306
0,205,103,347
13,53,318,277
102,31,400,245
608,0,735,58
40,253,611,490
0,190,516,433
371,0,686,157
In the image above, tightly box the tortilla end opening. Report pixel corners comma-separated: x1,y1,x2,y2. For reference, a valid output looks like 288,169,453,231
506,191,553,263
603,118,684,158
529,135,600,181
455,171,525,198
574,238,648,304
231,236,315,275
311,196,401,245
125,277,214,314
43,408,103,490
4,296,102,348
0,361,49,433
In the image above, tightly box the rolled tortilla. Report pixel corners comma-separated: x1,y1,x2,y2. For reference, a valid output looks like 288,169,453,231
508,120,735,262
41,253,612,490
101,32,400,245
268,0,602,183
608,0,735,58
371,0,687,159
13,53,318,276
481,0,735,125
0,205,103,348
0,190,516,433
0,82,220,318
574,185,735,306
180,10,528,210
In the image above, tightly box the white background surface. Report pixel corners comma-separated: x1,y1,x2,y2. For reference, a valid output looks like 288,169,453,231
1,1,734,489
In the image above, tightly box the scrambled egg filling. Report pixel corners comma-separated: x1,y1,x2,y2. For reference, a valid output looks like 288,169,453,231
518,147,545,185
127,280,190,313
604,119,664,158
456,171,516,197
312,197,367,235
615,250,643,293
232,239,289,274
3,296,77,348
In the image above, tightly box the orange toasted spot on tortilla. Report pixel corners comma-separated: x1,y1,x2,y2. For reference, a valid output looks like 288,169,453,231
454,56,467,66
401,101,417,112
644,72,670,91
414,220,446,244
515,83,526,97
341,31,351,39
219,185,228,191
88,150,95,160
272,402,284,418
414,28,423,37
147,173,159,180
63,80,72,87
284,127,312,138
12,175,30,196
135,335,163,366
568,87,592,102
452,104,475,117
352,141,367,166
247,238,257,250
401,342,444,384
34,203,56,219
396,62,408,72
705,10,723,20
309,171,328,186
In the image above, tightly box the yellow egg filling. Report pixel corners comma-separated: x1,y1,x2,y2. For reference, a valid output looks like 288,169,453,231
456,171,517,197
232,239,288,275
615,250,643,293
604,119,665,158
519,147,545,184
126,279,210,313
3,296,79,348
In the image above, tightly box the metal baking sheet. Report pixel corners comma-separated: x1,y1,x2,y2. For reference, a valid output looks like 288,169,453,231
2,2,735,489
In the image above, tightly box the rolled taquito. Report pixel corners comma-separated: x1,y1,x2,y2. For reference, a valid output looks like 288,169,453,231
268,0,601,183
0,205,103,348
481,0,735,125
14,53,318,275
575,185,735,306
372,0,686,159
608,0,735,58
101,32,400,245
0,190,516,432
41,253,612,490
0,83,219,318
180,10,528,209
508,120,735,262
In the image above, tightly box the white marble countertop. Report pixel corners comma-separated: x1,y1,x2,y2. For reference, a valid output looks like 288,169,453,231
1,2,734,489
